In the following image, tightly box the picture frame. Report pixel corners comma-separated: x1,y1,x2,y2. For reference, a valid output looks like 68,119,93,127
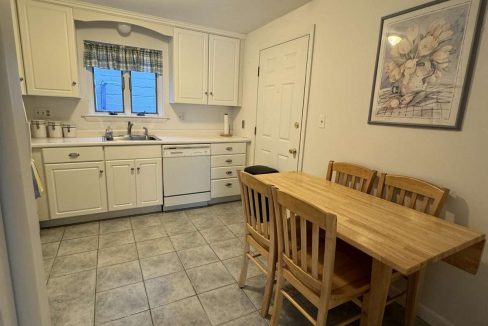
368,0,486,130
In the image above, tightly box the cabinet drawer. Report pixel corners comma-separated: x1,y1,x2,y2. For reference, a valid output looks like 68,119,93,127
43,147,103,163
211,178,240,198
211,154,246,167
211,143,246,155
211,166,244,180
105,145,161,160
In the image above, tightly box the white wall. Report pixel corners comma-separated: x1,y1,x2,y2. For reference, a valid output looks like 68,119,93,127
23,21,234,134
235,0,488,325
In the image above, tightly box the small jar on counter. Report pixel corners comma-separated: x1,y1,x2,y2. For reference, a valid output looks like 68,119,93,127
62,123,77,138
30,120,47,138
47,121,63,138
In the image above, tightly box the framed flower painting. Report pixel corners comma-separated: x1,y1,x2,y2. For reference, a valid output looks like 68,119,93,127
368,0,485,129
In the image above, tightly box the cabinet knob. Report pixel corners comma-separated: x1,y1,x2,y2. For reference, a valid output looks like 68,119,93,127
137,167,141,173
225,159,233,163
131,167,135,173
204,91,208,95
210,92,213,96
72,81,77,86
20,77,24,82
99,170,104,175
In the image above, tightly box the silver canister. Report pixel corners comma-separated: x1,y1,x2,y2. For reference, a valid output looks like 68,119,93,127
30,120,47,138
47,121,63,138
62,123,77,138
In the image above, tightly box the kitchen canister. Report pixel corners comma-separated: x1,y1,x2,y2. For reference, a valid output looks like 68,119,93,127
47,121,63,138
30,120,47,138
62,123,77,138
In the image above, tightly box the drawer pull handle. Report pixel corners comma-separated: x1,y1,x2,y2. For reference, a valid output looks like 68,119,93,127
225,183,232,187
225,159,233,163
68,153,80,159
226,147,233,151
226,171,233,175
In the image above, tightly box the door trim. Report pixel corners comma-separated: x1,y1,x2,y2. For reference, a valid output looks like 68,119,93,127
253,24,315,171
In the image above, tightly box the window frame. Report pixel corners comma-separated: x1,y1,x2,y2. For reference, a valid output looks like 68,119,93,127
92,67,125,114
129,71,158,116
88,68,164,118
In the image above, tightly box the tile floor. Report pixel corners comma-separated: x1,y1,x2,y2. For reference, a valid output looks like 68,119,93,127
41,201,429,326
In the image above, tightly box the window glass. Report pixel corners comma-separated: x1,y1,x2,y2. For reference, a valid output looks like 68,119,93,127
130,71,157,114
93,67,123,113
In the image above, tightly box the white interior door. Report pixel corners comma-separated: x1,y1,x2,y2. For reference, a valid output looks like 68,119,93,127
254,36,309,171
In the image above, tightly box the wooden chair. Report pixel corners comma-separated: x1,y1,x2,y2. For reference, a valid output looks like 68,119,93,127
326,160,377,193
237,171,277,317
376,173,449,325
270,187,372,326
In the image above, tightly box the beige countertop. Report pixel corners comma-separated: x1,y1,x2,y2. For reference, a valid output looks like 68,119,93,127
31,134,250,148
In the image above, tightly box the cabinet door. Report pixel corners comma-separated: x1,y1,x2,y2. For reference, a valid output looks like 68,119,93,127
135,158,162,207
172,28,208,104
17,0,79,97
106,160,137,211
45,162,107,219
208,35,240,106
11,0,26,94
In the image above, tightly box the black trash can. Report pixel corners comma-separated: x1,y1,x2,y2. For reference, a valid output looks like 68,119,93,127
243,165,278,222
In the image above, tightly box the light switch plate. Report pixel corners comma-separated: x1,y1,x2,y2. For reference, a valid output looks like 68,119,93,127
319,114,325,128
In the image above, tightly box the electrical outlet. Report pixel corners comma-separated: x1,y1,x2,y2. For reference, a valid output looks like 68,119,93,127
241,120,245,129
319,114,325,128
35,108,51,118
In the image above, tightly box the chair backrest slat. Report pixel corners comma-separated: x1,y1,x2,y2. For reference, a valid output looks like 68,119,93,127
326,160,377,193
377,173,449,217
272,187,337,298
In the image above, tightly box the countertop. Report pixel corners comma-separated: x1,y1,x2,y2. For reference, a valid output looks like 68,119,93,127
31,134,250,148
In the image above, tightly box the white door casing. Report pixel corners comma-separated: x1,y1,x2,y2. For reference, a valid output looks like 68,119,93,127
106,160,137,211
135,158,163,207
208,35,240,106
45,162,107,218
254,36,310,172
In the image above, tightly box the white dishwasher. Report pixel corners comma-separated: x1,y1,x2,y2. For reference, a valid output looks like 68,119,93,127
162,144,211,209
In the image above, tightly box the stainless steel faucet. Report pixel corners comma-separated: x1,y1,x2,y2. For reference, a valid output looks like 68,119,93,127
127,121,134,136
143,127,148,138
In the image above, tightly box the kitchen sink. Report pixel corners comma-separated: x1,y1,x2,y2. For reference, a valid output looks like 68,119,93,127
104,135,160,141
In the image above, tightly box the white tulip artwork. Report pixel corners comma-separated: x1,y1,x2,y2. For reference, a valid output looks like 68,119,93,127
368,0,485,129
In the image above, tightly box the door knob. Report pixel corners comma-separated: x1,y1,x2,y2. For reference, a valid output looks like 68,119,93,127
289,148,297,158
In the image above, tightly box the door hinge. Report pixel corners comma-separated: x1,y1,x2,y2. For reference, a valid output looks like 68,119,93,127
257,66,260,77
254,126,257,135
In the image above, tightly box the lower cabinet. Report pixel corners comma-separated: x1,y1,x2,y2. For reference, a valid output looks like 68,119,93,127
45,161,107,219
106,158,162,211
210,142,247,199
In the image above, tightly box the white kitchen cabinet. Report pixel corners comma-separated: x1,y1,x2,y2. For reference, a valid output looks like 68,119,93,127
208,35,240,106
11,0,26,95
211,142,246,199
45,162,107,219
171,28,208,104
171,28,240,106
17,0,79,97
105,160,137,211
136,158,163,207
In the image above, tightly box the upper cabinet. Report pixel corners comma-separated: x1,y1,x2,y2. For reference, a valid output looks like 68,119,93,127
17,0,79,97
171,28,240,106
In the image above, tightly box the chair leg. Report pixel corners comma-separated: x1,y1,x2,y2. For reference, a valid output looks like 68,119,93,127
269,268,284,326
238,241,250,288
404,269,426,326
260,251,276,317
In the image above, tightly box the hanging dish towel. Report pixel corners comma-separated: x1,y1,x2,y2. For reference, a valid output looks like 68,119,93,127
31,159,44,199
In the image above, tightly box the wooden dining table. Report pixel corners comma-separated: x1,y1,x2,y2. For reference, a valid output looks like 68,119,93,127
255,171,485,326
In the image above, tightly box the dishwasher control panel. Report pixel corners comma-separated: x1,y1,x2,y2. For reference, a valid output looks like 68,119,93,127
162,144,211,157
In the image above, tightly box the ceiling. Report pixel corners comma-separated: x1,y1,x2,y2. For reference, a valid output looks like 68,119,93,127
80,0,312,34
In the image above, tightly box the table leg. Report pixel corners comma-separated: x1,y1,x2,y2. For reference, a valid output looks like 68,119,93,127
360,259,392,326
404,268,426,326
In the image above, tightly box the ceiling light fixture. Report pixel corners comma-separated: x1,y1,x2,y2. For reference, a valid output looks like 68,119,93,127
117,23,132,36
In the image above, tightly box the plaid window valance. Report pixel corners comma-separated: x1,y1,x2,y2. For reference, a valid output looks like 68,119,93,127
83,40,162,75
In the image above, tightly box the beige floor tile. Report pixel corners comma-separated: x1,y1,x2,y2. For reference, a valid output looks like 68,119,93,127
130,214,161,229
151,296,211,326
43,257,54,282
198,284,255,325
99,230,134,249
98,243,138,268
222,256,262,282
177,245,219,269
221,311,268,326
226,223,246,238
190,216,224,231
51,250,97,277
96,260,142,292
95,282,148,324
140,252,183,280
187,261,235,294
133,225,167,242
170,231,206,251
136,237,174,259
63,222,99,240
200,226,236,244
210,238,244,260
101,310,152,326
159,210,187,224
163,218,197,236
40,227,65,243
42,241,60,258
57,236,98,256
145,271,195,308
99,218,131,234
